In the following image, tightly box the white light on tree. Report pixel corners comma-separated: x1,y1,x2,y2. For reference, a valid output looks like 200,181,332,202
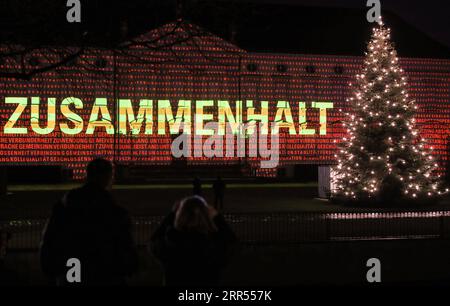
332,18,443,201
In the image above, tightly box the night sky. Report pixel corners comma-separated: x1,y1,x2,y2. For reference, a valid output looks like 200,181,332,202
0,0,448,53
254,0,450,48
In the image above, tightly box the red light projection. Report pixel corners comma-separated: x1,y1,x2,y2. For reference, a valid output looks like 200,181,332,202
0,22,449,179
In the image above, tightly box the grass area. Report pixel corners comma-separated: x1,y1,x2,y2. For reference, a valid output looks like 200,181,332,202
2,182,450,220
0,183,326,219
7,182,318,191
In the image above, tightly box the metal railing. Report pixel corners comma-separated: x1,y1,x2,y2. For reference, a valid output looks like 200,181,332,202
2,210,450,250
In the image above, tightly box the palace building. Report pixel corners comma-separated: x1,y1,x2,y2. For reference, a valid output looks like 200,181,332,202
0,8,449,193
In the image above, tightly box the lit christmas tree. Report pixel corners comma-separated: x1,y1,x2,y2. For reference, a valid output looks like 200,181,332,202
332,18,446,203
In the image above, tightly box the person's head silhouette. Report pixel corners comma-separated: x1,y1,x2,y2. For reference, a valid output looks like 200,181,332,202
86,158,114,189
174,196,217,235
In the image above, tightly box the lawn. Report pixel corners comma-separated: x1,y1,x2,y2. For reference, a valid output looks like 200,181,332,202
2,182,450,219
6,182,318,191
0,182,328,219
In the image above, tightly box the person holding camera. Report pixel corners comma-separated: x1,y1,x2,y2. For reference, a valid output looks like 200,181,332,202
150,195,237,286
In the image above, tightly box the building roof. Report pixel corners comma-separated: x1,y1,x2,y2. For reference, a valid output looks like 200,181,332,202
182,2,450,59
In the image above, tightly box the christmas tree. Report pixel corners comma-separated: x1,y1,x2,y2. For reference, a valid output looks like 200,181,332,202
332,18,445,203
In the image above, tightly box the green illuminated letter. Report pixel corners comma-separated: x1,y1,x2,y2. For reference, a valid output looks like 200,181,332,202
157,100,191,135
312,101,333,135
272,100,297,135
195,100,214,136
299,102,315,135
3,97,28,134
86,98,114,134
218,100,242,135
60,97,84,135
30,97,56,135
246,100,269,135
119,99,153,135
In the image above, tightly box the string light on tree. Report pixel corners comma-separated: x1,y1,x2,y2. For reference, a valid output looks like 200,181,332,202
332,17,444,202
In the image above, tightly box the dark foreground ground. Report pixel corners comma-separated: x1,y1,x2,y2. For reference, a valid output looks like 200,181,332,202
2,183,450,286
3,239,450,286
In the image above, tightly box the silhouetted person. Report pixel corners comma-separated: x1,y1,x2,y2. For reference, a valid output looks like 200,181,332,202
213,176,226,211
0,167,6,196
40,158,138,286
193,176,202,196
0,230,10,261
150,196,237,286
0,230,20,285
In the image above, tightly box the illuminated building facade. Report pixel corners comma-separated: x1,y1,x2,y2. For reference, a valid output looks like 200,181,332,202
0,22,449,182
